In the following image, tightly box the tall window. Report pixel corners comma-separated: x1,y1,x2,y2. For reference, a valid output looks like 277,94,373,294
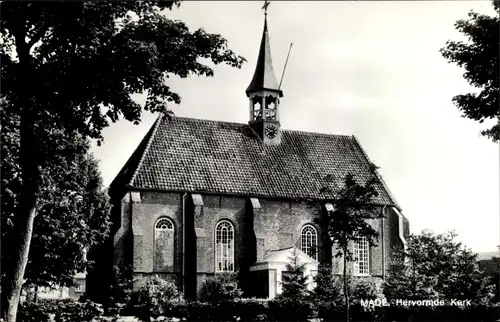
215,220,234,272
154,217,175,271
353,237,370,275
300,224,318,260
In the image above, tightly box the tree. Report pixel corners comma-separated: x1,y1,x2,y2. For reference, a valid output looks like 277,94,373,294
270,248,313,322
440,0,499,142
311,173,384,322
129,275,183,321
492,245,500,303
310,264,344,321
280,248,309,299
310,264,343,306
106,265,134,315
0,2,245,320
198,272,243,304
384,230,495,305
1,100,111,293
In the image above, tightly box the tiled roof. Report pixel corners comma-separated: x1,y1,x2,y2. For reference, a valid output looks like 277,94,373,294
111,115,400,208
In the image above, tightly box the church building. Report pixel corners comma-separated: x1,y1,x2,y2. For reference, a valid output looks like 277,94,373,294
108,9,410,299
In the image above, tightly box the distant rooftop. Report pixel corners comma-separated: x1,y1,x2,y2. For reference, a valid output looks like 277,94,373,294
477,251,499,261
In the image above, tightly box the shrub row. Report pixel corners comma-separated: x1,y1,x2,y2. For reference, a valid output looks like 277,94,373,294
317,304,500,322
131,300,500,322
129,298,270,322
18,298,500,322
17,299,104,322
17,298,270,322
381,304,500,322
20,272,498,322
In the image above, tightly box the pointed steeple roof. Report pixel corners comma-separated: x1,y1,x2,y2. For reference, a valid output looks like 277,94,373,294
246,16,283,97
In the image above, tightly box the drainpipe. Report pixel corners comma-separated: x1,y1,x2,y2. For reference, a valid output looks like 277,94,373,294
182,193,187,293
381,205,387,280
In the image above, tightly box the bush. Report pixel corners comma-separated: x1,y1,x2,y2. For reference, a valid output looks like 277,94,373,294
53,300,104,322
216,298,269,322
18,299,105,322
17,302,52,322
310,273,382,321
315,302,345,322
18,299,104,322
381,303,500,322
349,303,384,322
128,275,183,321
176,301,215,321
161,298,269,322
106,264,133,315
268,297,313,321
198,273,243,303
310,266,345,321
383,305,464,321
349,276,381,305
233,298,269,321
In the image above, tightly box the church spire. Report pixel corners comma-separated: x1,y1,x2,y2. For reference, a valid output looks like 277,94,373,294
247,1,283,145
245,3,283,97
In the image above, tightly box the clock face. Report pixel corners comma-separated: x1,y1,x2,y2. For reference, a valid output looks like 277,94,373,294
264,124,278,139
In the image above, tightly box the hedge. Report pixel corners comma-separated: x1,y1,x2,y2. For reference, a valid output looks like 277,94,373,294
17,299,104,322
17,298,500,322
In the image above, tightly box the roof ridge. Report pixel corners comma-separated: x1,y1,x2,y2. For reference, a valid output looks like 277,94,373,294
169,116,247,126
284,128,352,138
128,114,164,186
170,116,352,138
351,135,402,211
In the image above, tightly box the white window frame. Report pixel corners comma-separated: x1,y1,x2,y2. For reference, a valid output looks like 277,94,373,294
353,237,370,276
155,217,174,231
300,224,318,260
215,220,235,272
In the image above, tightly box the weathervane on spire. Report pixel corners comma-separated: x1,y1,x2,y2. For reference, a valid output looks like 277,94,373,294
262,0,270,16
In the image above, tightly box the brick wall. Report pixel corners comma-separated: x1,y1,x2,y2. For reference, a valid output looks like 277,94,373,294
112,190,406,297
254,199,321,256
112,191,184,289
134,191,183,274
195,195,246,274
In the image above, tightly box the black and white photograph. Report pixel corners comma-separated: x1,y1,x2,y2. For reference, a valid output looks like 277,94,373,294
1,1,499,321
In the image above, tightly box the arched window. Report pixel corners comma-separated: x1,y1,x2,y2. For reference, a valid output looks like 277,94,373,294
300,224,318,260
353,237,369,276
215,220,234,272
154,217,175,271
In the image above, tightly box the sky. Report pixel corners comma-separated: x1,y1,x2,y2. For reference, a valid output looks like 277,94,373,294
90,1,499,253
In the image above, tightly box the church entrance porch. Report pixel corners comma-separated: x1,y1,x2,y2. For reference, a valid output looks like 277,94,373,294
248,247,318,299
